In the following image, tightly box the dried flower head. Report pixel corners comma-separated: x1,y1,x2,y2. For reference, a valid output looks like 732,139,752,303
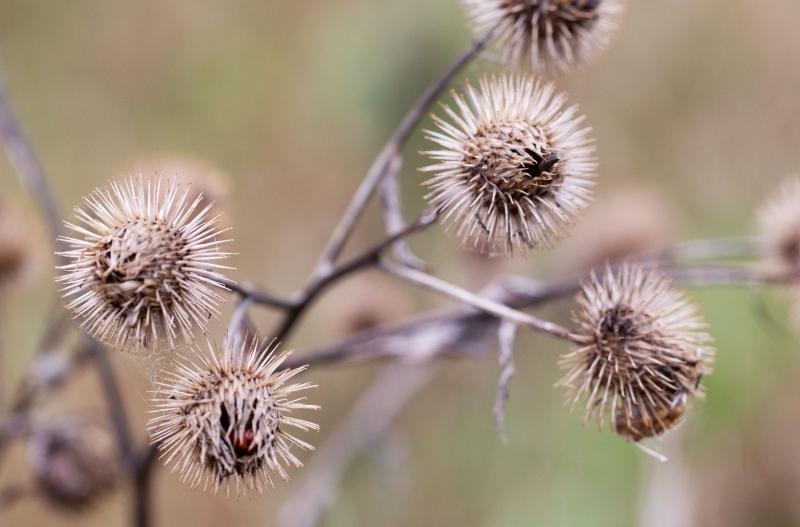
421,75,595,256
148,337,319,494
557,263,714,441
0,199,34,287
462,0,624,74
27,422,117,510
758,177,800,270
57,176,232,351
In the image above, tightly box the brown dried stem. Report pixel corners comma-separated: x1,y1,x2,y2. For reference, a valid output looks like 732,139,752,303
272,209,439,342
380,260,585,343
0,63,146,526
310,28,495,277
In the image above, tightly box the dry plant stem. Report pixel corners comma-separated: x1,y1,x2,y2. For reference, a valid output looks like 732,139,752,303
652,236,762,262
288,261,800,370
380,260,583,343
219,277,296,310
278,363,437,527
83,339,137,472
0,64,146,526
494,320,517,442
378,153,426,270
311,28,495,277
227,297,254,338
0,298,73,475
272,210,438,342
133,446,158,527
0,69,62,242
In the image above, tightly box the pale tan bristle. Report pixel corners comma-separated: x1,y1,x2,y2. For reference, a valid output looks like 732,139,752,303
462,0,625,74
556,263,714,441
421,74,596,256
147,336,319,495
55,175,233,353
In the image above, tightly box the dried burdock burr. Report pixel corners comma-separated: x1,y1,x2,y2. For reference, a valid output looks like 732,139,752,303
56,176,232,352
758,177,800,270
758,177,800,327
27,422,117,510
462,0,624,74
148,336,319,494
421,74,596,256
557,263,714,441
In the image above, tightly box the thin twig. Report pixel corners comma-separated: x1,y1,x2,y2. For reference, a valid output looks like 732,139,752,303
83,339,137,473
133,446,158,527
0,67,62,242
286,261,800,370
494,320,517,442
378,153,427,270
380,260,583,343
273,210,438,342
219,278,296,310
649,236,763,263
310,28,495,277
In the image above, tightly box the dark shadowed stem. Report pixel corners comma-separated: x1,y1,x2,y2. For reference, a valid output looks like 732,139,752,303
0,68,62,242
380,260,584,343
134,446,158,527
272,210,439,342
84,339,138,473
310,28,494,277
219,278,296,310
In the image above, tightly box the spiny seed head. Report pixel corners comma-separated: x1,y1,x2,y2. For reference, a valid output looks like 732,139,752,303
421,75,596,256
27,422,117,510
462,0,624,74
557,263,714,441
758,177,800,270
56,176,232,352
148,337,319,495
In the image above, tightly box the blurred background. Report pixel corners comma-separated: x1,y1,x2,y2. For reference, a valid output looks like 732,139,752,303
1,0,800,525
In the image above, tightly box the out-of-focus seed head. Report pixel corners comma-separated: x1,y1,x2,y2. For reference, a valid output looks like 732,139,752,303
421,75,596,256
27,422,117,510
148,337,319,494
758,177,800,270
0,199,34,288
462,0,625,74
558,187,676,271
56,176,232,352
557,263,714,441
123,155,231,213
